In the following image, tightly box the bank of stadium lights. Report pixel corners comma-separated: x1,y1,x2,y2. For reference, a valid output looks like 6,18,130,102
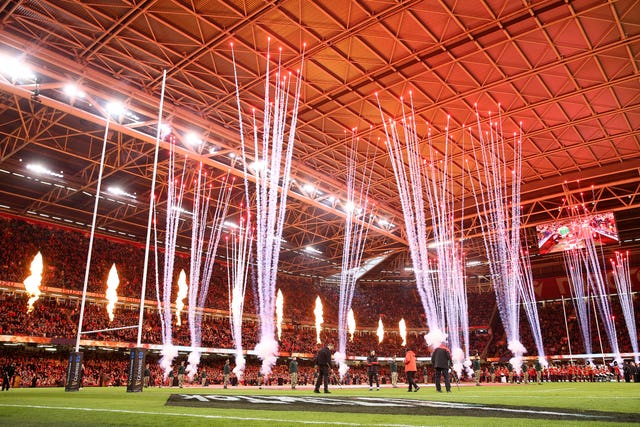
26,163,64,178
107,186,136,200
377,218,395,229
248,159,265,172
106,101,126,117
305,246,322,255
105,101,139,121
185,132,203,146
302,183,319,196
466,260,484,267
0,53,35,82
159,123,172,139
63,83,85,99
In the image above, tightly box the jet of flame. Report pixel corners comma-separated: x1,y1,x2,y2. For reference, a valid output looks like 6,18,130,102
176,269,188,326
399,318,407,346
314,296,323,344
377,318,384,343
105,263,119,322
23,252,43,313
276,288,284,340
347,308,356,341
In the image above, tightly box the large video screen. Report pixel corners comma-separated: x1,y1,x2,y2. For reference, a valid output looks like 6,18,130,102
536,211,618,254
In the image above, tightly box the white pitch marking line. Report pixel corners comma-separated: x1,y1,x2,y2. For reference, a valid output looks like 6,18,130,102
0,404,436,427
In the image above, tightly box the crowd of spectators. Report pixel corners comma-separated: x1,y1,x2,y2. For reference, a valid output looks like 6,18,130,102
1,215,638,389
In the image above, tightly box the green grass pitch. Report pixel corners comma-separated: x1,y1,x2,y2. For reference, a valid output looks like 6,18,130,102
0,382,638,426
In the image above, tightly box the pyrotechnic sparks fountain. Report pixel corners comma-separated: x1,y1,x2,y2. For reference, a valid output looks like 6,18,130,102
105,264,119,322
175,269,188,327
419,112,471,376
399,318,407,347
226,211,253,381
185,168,233,380
467,106,547,372
377,94,445,348
377,318,384,344
336,129,377,379
564,248,593,361
232,40,305,376
314,296,324,344
560,194,622,365
276,289,284,340
347,308,356,342
610,251,638,363
23,252,43,313
378,94,473,363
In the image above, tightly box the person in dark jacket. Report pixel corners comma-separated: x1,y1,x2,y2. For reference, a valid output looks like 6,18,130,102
313,343,333,393
366,350,380,391
2,363,15,391
431,342,452,393
289,357,299,389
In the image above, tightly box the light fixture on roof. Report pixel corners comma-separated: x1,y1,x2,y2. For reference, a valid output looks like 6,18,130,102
63,83,85,99
26,163,63,178
106,101,126,117
302,183,315,194
344,201,356,213
466,260,484,267
107,186,136,200
159,123,172,139
0,54,36,82
305,246,322,255
249,160,265,171
378,218,394,228
186,132,202,146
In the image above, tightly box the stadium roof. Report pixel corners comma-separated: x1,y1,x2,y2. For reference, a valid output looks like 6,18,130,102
0,0,639,286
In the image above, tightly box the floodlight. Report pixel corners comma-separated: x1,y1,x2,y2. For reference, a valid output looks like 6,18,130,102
186,132,202,146
63,83,85,98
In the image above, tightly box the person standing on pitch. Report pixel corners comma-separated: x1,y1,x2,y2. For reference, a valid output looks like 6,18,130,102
431,342,452,393
2,362,15,391
289,356,299,389
389,356,398,388
404,347,419,392
223,359,230,389
313,343,333,393
200,368,207,387
472,351,481,386
143,363,151,388
177,361,186,388
535,359,543,384
367,350,380,391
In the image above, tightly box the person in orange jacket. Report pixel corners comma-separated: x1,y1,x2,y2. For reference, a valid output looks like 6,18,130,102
404,347,419,392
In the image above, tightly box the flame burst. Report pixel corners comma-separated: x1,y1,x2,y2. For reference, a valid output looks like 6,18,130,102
105,263,120,322
23,252,43,313
276,289,284,340
314,296,323,344
377,318,384,343
176,269,188,326
399,318,407,346
347,308,356,341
